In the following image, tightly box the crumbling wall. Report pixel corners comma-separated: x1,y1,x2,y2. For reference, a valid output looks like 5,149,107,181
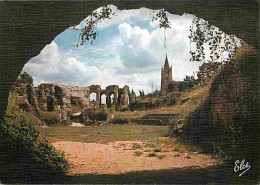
12,82,134,121
130,89,136,103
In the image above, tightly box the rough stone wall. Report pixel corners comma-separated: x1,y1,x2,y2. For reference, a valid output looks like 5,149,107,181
118,85,130,109
209,41,255,125
105,85,119,110
12,82,40,116
12,82,134,121
89,85,101,110
209,62,247,125
130,90,136,103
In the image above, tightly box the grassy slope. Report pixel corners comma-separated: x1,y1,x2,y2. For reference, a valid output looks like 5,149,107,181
113,83,210,121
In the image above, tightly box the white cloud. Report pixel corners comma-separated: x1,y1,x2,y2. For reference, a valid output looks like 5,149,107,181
24,7,231,94
22,42,61,76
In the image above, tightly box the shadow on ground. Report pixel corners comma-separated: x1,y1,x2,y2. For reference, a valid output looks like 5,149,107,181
19,164,256,184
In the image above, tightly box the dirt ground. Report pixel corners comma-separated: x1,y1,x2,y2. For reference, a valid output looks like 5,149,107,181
52,140,219,175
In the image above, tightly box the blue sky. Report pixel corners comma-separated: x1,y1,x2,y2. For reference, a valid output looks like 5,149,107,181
22,5,208,94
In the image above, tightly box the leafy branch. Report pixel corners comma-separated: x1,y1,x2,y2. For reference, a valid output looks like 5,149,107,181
189,16,238,64
151,9,171,49
73,5,116,47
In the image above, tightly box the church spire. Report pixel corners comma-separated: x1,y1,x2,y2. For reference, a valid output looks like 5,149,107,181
164,54,169,69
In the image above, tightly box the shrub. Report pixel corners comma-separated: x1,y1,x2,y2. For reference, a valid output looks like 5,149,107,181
87,111,107,121
16,72,33,84
159,129,170,137
120,107,129,112
110,118,129,124
84,119,95,126
40,111,59,125
132,143,142,150
154,148,162,152
157,155,166,159
173,147,179,152
61,120,72,126
0,120,69,183
5,92,42,126
134,151,143,156
148,152,156,157
174,153,180,157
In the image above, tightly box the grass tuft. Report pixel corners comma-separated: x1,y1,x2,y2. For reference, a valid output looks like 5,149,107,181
157,155,166,159
148,152,156,157
174,153,180,157
154,148,162,152
132,143,142,150
134,151,143,156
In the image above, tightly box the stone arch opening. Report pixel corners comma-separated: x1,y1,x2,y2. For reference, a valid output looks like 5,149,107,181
54,86,63,105
26,84,34,105
90,93,97,102
101,94,106,105
47,96,54,111
0,1,257,120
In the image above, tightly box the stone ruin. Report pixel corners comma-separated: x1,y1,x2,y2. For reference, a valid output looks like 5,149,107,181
12,82,136,122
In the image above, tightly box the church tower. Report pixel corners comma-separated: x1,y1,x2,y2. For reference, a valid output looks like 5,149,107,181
161,54,173,95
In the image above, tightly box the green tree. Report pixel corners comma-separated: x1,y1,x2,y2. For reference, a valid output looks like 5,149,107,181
17,72,33,84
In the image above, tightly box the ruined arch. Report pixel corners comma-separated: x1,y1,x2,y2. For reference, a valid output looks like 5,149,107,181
101,94,106,105
0,1,258,119
47,96,54,111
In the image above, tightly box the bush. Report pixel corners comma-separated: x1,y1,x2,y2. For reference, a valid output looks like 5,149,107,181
0,120,69,183
148,152,156,157
40,111,59,125
84,119,95,126
120,107,129,112
5,92,42,126
87,111,107,121
110,118,129,124
61,120,72,126
1,93,69,183
154,148,162,152
157,155,166,159
134,151,143,156
16,72,33,84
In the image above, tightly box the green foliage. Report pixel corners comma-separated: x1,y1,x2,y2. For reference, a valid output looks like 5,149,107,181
148,152,156,157
87,110,107,121
16,72,33,84
2,93,69,182
151,9,171,49
189,16,239,63
0,119,69,183
174,153,180,157
74,5,116,46
120,107,129,112
134,151,143,156
132,143,142,150
154,148,162,152
84,119,95,126
181,54,259,170
61,120,72,126
40,111,59,125
157,155,166,159
5,92,41,126
110,118,129,124
159,129,170,137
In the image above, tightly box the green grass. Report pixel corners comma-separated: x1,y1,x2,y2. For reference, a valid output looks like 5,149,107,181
132,143,142,150
157,155,166,159
174,153,181,157
148,152,157,157
154,148,162,152
134,151,143,156
38,124,169,143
